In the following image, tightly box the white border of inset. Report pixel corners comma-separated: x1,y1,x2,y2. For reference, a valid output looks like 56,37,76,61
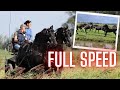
72,11,120,52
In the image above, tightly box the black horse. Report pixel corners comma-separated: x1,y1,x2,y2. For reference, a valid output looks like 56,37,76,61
102,24,117,37
76,23,87,34
44,26,72,72
6,25,72,73
82,22,93,34
15,25,57,71
55,26,72,48
93,25,103,33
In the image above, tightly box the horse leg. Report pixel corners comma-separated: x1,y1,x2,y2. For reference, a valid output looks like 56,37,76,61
98,30,99,33
89,29,91,32
81,28,84,32
85,29,87,34
113,32,116,36
104,31,107,37
95,29,96,33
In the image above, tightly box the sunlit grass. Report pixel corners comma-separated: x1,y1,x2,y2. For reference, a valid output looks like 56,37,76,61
0,49,12,79
75,29,116,43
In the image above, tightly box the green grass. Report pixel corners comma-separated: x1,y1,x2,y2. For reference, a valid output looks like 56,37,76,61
0,49,12,59
0,49,12,79
0,46,120,79
60,50,120,79
75,29,116,43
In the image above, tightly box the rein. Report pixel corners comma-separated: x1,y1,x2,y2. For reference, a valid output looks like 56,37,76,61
17,43,32,68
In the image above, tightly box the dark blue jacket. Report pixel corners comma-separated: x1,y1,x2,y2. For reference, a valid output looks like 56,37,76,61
16,30,26,45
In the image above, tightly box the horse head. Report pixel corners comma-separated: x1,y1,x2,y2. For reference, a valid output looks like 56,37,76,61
62,27,72,47
34,26,57,48
102,24,109,31
47,25,57,47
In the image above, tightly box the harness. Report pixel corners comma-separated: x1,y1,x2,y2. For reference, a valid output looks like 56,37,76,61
17,43,43,69
17,43,32,68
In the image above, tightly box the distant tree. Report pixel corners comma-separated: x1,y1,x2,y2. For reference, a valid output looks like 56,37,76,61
0,27,18,50
64,11,120,29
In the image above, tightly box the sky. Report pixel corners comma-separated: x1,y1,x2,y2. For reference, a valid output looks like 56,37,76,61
77,13,119,24
0,11,69,39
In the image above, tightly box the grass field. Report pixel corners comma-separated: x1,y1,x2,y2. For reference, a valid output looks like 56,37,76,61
75,29,116,43
3,48,120,79
76,23,116,43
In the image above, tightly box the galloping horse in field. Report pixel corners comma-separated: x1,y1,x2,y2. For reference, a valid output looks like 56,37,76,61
82,22,93,34
102,24,117,37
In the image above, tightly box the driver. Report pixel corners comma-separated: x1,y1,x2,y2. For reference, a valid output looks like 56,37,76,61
13,24,27,50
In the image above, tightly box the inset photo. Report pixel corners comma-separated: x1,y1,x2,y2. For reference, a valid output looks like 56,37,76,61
73,11,120,51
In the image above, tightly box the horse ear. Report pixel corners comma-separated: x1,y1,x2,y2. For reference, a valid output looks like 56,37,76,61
50,25,53,29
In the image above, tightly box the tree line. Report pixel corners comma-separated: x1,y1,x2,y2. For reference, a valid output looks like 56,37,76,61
63,11,120,30
0,34,10,50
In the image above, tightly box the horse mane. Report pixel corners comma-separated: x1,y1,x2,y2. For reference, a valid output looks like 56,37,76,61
33,28,48,45
55,27,63,35
56,27,63,32
103,24,109,29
